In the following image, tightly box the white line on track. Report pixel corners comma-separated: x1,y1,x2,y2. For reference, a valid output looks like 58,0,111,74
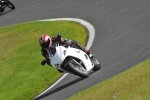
34,18,95,100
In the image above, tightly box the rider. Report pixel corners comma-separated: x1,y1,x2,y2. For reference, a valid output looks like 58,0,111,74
39,34,93,72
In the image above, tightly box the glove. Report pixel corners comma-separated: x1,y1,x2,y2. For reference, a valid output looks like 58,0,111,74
56,34,61,42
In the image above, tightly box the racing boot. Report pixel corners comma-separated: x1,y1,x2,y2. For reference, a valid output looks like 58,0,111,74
85,50,94,58
74,42,94,58
41,60,47,65
81,47,94,58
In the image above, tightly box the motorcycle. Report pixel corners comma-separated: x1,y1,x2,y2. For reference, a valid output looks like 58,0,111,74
0,0,15,12
43,35,101,78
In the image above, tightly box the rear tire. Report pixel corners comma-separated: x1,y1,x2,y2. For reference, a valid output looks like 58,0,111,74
90,58,101,71
93,64,101,71
67,62,89,78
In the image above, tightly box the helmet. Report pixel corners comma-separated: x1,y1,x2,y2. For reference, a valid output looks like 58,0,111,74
39,34,51,48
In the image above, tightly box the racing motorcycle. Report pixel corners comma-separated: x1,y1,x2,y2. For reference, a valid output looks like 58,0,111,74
0,0,15,12
43,35,101,78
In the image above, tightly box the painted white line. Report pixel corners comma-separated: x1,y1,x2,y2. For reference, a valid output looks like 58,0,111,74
34,73,68,99
34,18,95,99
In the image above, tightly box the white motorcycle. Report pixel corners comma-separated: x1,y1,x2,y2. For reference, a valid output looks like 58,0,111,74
44,35,101,78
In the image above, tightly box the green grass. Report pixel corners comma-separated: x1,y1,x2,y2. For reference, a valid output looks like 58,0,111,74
68,59,150,100
0,21,87,100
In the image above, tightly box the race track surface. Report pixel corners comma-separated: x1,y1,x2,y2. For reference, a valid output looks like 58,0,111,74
1,0,150,100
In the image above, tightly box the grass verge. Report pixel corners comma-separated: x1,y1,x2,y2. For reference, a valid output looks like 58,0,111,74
0,21,87,100
68,59,150,100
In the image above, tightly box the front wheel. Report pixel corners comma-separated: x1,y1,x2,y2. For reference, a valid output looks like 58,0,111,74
5,0,15,10
67,61,89,78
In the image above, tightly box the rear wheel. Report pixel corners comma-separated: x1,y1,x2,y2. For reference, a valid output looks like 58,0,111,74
67,61,89,78
90,58,101,71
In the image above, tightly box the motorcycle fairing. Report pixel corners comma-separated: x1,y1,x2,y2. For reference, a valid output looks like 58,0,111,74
49,46,94,71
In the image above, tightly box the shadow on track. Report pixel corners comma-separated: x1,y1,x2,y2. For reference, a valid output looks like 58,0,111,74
34,77,84,100
0,9,13,16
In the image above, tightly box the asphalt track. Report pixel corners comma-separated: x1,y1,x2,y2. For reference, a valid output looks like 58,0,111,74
1,0,150,100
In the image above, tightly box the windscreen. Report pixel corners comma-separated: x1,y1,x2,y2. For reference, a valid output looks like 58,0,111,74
47,46,56,58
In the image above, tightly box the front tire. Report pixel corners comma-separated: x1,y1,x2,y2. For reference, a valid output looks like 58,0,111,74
67,62,89,78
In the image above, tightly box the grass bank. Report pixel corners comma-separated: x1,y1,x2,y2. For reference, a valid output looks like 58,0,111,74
0,21,87,100
68,59,150,100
